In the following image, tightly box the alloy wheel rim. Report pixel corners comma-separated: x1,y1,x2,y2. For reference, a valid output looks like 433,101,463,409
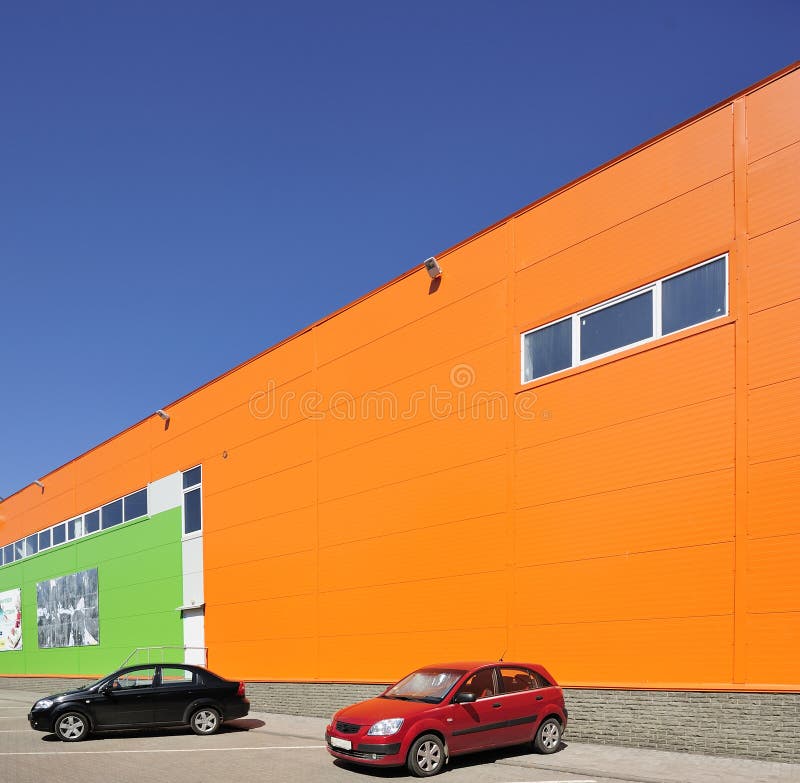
194,710,217,732
417,741,441,772
542,722,559,749
59,715,84,739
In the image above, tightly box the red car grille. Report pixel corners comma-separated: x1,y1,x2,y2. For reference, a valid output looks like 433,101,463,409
335,720,361,734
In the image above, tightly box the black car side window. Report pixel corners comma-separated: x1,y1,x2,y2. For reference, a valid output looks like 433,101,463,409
112,667,156,689
160,667,196,687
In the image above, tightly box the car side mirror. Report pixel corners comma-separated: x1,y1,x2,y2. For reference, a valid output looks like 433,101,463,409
453,692,476,704
99,684,112,695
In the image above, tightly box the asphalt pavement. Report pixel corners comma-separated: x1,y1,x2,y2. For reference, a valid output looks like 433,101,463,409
2,686,799,783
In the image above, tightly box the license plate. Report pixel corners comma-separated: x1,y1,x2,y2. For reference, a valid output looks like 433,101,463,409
330,736,352,750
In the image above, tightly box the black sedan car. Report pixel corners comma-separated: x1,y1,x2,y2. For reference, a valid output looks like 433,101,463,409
28,663,249,741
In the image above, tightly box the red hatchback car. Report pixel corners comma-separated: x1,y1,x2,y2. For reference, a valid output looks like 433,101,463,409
326,661,567,777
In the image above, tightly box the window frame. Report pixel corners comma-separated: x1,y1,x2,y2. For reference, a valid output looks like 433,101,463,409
521,254,729,384
182,465,203,539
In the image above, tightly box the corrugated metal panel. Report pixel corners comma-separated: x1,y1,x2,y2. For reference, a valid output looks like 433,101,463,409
744,613,800,683
513,108,733,271
747,219,800,314
748,299,800,389
515,176,734,326
317,455,507,548
315,225,508,364
516,325,734,451
515,469,734,567
317,340,506,457
747,534,800,613
748,456,800,539
747,141,800,238
514,616,733,684
515,396,735,509
748,378,800,464
514,542,734,625
746,68,800,163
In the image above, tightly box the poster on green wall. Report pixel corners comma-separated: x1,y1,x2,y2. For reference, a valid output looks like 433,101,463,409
0,588,23,651
36,568,99,648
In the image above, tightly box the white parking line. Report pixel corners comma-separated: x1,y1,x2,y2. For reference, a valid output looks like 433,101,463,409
0,744,325,756
0,730,29,732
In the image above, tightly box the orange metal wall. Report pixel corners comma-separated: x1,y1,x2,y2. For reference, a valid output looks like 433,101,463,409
1,65,797,689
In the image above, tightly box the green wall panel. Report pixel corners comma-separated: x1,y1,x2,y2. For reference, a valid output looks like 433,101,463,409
0,507,183,676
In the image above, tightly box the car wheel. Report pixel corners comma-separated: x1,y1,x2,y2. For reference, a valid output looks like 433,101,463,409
190,706,221,736
534,717,562,754
55,712,90,742
407,733,445,777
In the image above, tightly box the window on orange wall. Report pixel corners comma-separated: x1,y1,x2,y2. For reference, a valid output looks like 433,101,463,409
521,253,728,383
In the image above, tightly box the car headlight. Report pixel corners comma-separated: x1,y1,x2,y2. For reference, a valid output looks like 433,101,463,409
367,718,404,736
34,699,54,710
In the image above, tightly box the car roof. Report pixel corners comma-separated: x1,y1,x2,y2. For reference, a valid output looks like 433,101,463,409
420,661,542,671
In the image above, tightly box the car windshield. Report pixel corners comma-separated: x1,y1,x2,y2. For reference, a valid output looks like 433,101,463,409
84,674,113,690
383,668,465,704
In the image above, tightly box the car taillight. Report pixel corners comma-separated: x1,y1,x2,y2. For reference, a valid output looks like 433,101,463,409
237,681,246,696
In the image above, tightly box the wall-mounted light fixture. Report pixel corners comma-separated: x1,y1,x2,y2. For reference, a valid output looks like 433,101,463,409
33,480,45,492
155,410,170,422
424,257,442,279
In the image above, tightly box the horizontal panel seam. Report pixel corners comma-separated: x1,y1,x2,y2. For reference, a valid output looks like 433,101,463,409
316,279,507,368
515,172,732,273
516,392,735,454
514,466,734,512
514,538,736,571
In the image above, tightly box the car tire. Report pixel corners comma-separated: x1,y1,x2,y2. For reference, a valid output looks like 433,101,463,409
407,733,446,777
54,711,90,742
534,717,562,754
190,706,221,736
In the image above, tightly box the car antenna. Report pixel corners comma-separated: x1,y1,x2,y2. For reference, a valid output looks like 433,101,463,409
498,648,507,662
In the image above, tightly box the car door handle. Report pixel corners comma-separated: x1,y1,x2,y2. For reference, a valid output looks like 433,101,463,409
536,696,543,701
492,703,502,709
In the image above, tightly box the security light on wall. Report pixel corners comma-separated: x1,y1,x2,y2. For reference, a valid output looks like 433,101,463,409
424,257,442,279
33,480,44,492
155,410,170,422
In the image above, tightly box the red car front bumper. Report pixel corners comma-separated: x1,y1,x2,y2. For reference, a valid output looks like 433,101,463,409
325,726,407,767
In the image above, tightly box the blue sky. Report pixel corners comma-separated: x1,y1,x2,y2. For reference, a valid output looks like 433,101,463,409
1,1,798,499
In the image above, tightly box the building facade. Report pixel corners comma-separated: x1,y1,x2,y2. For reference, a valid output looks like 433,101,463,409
2,65,799,759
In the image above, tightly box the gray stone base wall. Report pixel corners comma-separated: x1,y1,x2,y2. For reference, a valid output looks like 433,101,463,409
0,677,83,695
4,676,798,763
242,681,800,764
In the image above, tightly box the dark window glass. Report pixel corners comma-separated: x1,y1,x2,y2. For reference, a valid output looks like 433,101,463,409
662,257,726,335
112,667,156,689
184,487,202,535
67,518,83,540
2,544,13,564
580,290,653,360
84,510,100,534
160,666,196,686
0,548,3,566
124,489,148,521
26,534,38,555
39,529,52,551
458,669,498,699
102,499,123,529
52,524,66,546
500,667,535,693
183,466,202,489
15,540,25,559
525,318,572,380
